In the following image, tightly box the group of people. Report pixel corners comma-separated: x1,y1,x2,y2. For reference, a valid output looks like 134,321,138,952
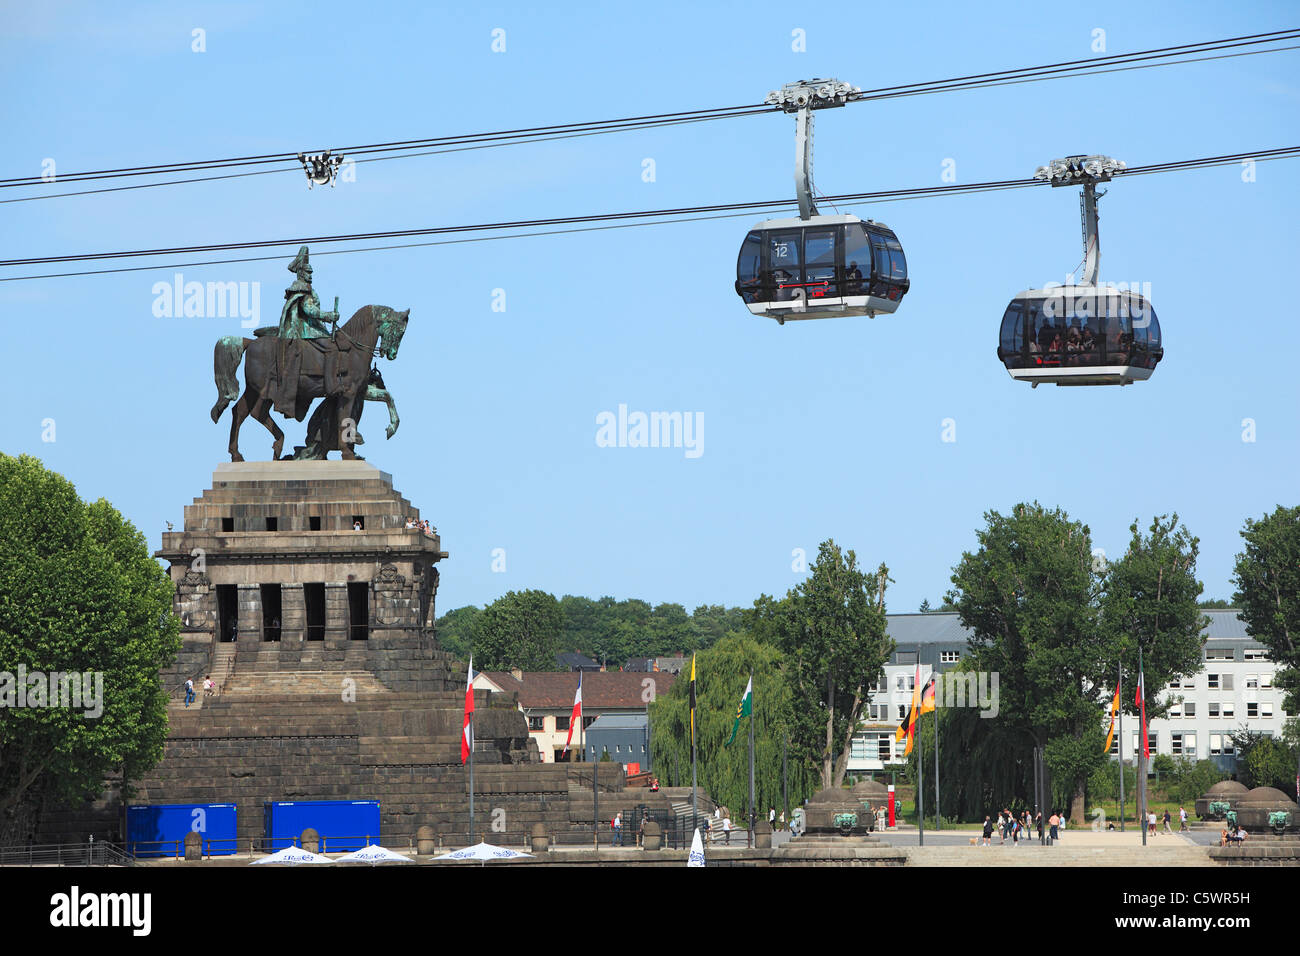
403,516,436,537
1220,824,1249,846
980,809,1062,845
702,806,734,844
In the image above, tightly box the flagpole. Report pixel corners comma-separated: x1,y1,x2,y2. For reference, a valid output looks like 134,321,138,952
690,654,698,838
1138,643,1146,848
468,708,475,845
748,672,755,849
933,702,940,830
917,710,925,847
1117,661,1125,832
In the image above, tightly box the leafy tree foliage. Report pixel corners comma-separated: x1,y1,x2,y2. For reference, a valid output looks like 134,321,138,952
0,455,180,843
437,595,746,670
647,634,818,813
433,605,481,660
946,503,1113,821
755,541,893,790
1232,505,1300,714
1232,729,1299,798
472,590,564,671
1101,515,1209,722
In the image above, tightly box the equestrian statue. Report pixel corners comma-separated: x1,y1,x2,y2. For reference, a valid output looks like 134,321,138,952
210,246,408,461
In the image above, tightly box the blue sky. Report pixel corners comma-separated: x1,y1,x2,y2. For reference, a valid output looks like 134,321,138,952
2,1,1297,615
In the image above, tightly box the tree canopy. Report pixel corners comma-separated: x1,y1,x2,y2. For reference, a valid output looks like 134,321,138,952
754,541,893,790
0,455,180,843
471,590,564,671
647,634,818,814
1232,505,1300,715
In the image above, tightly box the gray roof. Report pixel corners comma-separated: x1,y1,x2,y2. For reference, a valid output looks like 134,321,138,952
884,609,1251,645
586,713,647,731
885,613,972,646
1201,609,1249,640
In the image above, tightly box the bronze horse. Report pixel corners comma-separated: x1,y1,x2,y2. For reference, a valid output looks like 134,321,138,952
210,304,409,461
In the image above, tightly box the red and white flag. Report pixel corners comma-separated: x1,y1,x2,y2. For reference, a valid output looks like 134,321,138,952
461,654,474,764
562,671,583,756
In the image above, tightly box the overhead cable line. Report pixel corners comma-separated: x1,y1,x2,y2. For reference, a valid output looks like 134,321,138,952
2,27,1295,199
2,146,1293,281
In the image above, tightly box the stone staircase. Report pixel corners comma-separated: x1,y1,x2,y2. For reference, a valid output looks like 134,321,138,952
904,843,1216,866
220,669,390,697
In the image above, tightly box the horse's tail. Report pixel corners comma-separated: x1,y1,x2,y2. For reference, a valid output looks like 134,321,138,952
211,335,250,422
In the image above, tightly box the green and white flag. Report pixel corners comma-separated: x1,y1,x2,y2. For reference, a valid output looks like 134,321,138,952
725,677,753,747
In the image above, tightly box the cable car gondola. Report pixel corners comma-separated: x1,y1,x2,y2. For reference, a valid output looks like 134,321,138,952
998,155,1163,386
735,214,909,322
735,79,909,324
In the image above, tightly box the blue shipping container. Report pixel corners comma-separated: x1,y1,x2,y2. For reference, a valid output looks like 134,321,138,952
126,803,238,858
263,800,380,852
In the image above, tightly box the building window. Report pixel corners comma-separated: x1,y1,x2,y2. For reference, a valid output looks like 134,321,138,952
908,675,916,691
1262,702,1273,719
1172,733,1185,755
528,716,545,731
1221,674,1234,691
851,736,870,760
1209,703,1220,718
1206,648,1234,661
555,716,570,731
1169,679,1181,689
876,734,892,762
1109,733,1119,756
897,705,907,721
1183,677,1194,689
1261,673,1272,689
1207,674,1218,689
1168,705,1181,719
1183,702,1195,718
1244,648,1266,661
1247,702,1259,718
1184,733,1196,757
939,651,960,664
1223,736,1235,755
896,676,905,691
1222,702,1234,718
1245,674,1259,689
583,715,596,729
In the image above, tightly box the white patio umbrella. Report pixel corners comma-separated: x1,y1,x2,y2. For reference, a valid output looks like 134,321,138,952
249,845,334,865
433,841,532,865
333,844,414,865
687,827,705,867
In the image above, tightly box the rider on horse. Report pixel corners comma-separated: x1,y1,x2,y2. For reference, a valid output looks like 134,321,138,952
279,246,338,341
268,246,342,419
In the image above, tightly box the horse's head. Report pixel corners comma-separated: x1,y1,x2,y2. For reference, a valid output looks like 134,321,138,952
375,307,409,361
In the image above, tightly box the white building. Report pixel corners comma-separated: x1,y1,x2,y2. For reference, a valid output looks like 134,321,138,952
847,610,1288,776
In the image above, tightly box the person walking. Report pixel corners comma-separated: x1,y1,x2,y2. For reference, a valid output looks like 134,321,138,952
982,815,993,847
184,677,194,707
1162,809,1172,834
613,812,622,846
1179,806,1188,832
1048,812,1059,842
722,814,732,846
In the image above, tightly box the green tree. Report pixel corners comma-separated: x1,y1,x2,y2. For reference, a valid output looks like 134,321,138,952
946,503,1112,822
1232,729,1299,798
758,540,893,790
1101,515,1209,724
473,590,564,671
0,455,180,843
648,634,818,814
1232,505,1300,714
1198,599,1232,609
433,605,481,660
